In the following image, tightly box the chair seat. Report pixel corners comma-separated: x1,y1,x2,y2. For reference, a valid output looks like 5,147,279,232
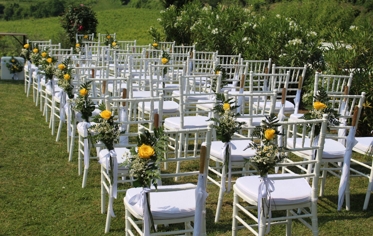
164,116,209,130
287,138,346,159
353,137,373,153
99,147,130,169
125,184,196,220
132,91,152,98
172,90,211,101
236,117,266,127
210,140,255,162
235,173,311,206
257,100,295,113
141,101,179,113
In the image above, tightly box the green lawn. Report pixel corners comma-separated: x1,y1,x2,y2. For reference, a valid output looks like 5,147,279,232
1,80,373,235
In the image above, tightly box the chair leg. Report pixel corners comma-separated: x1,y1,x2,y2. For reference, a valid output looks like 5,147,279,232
105,187,114,233
319,167,327,197
125,208,130,236
82,167,88,188
101,167,106,214
364,180,373,210
286,209,292,236
215,167,226,223
232,191,238,236
68,127,76,162
56,120,63,142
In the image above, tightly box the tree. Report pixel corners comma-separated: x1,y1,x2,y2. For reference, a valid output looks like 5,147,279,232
60,4,98,46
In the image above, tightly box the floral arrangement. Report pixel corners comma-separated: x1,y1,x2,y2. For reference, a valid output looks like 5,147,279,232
75,42,82,54
6,56,23,75
208,93,245,143
20,43,31,62
161,50,170,75
60,4,98,46
245,114,286,177
89,103,122,150
39,52,57,80
55,57,75,99
73,81,96,122
214,64,228,89
152,42,158,49
30,46,42,66
302,87,340,135
111,40,119,49
124,127,168,189
103,33,114,46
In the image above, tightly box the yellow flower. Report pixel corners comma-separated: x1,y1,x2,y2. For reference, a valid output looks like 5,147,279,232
215,70,221,75
41,52,47,58
100,110,112,120
264,129,276,140
161,57,169,64
223,103,230,111
363,101,372,109
112,42,117,47
106,35,111,39
58,64,65,70
46,57,52,63
83,35,88,39
79,88,88,96
11,59,15,63
152,42,158,48
76,43,80,48
313,101,327,110
24,43,29,49
33,48,39,53
63,74,71,80
138,144,155,159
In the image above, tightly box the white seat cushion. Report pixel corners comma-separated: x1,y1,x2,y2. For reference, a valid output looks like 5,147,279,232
353,137,373,153
257,100,295,113
235,173,311,206
99,147,130,169
164,116,209,130
141,101,179,113
236,117,266,127
132,91,152,98
210,140,255,162
172,90,211,101
125,184,196,220
287,138,346,159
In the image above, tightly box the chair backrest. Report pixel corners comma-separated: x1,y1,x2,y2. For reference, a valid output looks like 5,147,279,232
243,58,272,74
76,33,95,43
154,41,175,53
192,50,218,61
173,44,195,54
127,45,150,54
314,72,353,96
98,33,116,44
272,64,307,99
268,71,291,100
186,58,215,75
117,40,136,50
27,39,52,49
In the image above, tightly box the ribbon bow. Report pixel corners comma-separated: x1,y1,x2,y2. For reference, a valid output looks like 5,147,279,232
257,176,275,234
128,187,152,236
99,149,118,217
221,142,236,192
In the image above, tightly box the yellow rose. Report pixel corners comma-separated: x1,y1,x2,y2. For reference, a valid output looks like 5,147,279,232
46,57,52,63
63,74,71,80
264,129,276,140
11,59,15,63
58,64,65,70
152,42,158,48
33,48,39,53
313,101,327,110
79,88,88,96
106,35,111,39
24,43,30,49
112,42,117,47
161,57,169,64
100,110,112,120
215,70,221,75
138,144,155,159
83,35,88,39
41,52,47,58
223,103,230,111
76,43,80,48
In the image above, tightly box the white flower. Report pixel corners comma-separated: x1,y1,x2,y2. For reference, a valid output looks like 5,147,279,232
157,18,162,22
216,14,219,19
307,31,317,37
242,37,248,42
288,38,302,45
212,28,218,34
253,24,257,29
276,14,281,18
350,25,358,31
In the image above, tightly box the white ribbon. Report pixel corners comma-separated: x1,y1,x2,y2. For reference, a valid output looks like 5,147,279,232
119,107,128,145
128,187,152,236
312,135,320,160
194,174,208,236
257,176,275,234
294,89,301,115
221,142,236,192
99,150,118,217
58,91,66,122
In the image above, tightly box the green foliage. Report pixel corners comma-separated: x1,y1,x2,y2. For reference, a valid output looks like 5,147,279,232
60,4,98,46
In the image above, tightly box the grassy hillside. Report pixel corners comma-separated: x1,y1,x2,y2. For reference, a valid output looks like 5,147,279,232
0,5,161,56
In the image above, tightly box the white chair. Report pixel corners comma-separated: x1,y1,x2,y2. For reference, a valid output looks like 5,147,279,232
76,33,95,43
117,40,136,50
243,58,272,74
232,115,328,236
98,32,116,44
210,90,277,222
351,137,373,210
124,125,212,235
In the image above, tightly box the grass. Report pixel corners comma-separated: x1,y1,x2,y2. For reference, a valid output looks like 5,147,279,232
2,80,373,235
